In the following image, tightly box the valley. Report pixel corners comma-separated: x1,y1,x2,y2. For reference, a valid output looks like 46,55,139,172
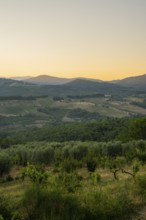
0,93,146,134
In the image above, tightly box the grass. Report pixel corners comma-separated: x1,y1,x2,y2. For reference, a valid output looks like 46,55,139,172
0,163,146,219
1,164,146,197
0,180,28,201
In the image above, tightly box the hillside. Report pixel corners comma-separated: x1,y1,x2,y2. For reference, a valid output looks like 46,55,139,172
24,75,103,85
0,77,146,137
113,74,146,90
0,77,135,97
0,78,32,86
64,79,135,97
10,76,31,81
25,75,72,85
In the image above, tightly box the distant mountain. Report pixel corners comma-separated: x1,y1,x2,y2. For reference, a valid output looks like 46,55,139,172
74,77,102,83
0,78,31,86
25,75,72,85
64,79,104,89
10,76,31,81
6,73,146,89
64,78,122,90
112,74,146,90
24,75,102,85
0,77,134,97
63,78,134,97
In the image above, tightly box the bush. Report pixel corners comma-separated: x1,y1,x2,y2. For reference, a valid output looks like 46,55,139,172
22,187,85,220
57,172,81,192
80,189,134,220
0,194,13,220
91,172,101,185
0,153,11,178
86,158,97,173
21,163,48,188
136,174,146,201
61,158,80,173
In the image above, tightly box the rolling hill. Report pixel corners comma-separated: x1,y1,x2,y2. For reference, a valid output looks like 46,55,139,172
24,75,102,85
0,77,136,98
8,73,146,91
25,75,72,85
112,74,146,90
0,76,146,131
63,79,135,97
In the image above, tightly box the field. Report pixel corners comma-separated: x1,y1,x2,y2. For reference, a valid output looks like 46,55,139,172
0,94,146,134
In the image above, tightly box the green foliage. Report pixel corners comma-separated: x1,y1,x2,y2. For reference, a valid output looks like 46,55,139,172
0,138,145,219
132,160,140,177
1,114,146,220
0,153,11,178
11,118,127,143
22,187,84,220
0,215,3,220
119,117,146,141
106,156,126,170
33,147,54,165
106,141,123,157
21,163,48,187
86,157,97,173
0,138,10,149
0,194,13,220
61,158,80,173
57,172,81,193
136,174,146,201
21,184,135,220
80,189,134,220
4,139,146,170
106,157,127,180
91,172,101,185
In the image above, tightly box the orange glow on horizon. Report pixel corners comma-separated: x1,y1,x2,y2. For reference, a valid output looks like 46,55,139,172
0,1,146,81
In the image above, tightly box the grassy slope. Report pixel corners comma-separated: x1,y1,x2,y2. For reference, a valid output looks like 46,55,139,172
0,165,146,219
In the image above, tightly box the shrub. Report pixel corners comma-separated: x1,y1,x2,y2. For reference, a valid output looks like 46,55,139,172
22,187,85,220
21,163,48,188
91,172,101,185
0,194,12,220
86,158,97,173
80,189,134,220
57,172,81,193
136,174,146,201
0,153,11,178
61,158,80,173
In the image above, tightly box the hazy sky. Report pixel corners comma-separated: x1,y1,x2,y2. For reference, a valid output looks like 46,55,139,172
0,0,146,80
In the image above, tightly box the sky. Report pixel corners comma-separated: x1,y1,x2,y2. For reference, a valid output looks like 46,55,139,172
0,0,146,80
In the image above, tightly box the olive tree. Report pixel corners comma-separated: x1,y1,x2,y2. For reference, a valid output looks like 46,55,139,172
0,153,11,178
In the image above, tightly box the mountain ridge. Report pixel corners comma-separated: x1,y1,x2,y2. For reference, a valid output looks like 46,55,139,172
4,73,146,90
112,73,146,89
24,75,102,85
